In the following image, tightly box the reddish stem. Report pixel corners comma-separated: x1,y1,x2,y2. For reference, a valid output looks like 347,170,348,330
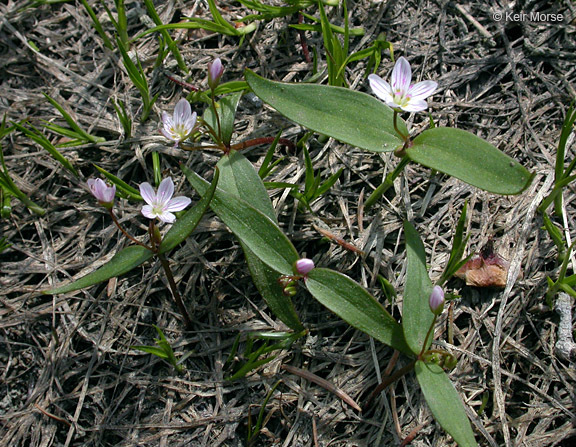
108,209,152,250
298,13,312,63
165,74,199,92
362,359,416,411
230,137,295,152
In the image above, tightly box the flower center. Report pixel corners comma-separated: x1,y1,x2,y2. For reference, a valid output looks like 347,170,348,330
393,90,411,107
171,123,190,140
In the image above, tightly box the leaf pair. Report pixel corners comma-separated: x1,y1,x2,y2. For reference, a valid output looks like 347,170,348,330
403,221,478,446
244,71,533,196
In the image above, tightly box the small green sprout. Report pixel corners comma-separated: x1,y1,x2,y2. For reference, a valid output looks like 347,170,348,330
131,325,185,374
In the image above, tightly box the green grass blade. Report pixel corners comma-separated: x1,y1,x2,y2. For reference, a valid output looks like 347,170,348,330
12,122,79,177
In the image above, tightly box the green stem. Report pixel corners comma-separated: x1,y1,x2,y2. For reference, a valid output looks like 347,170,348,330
210,93,223,148
419,314,438,359
393,111,409,142
364,156,410,210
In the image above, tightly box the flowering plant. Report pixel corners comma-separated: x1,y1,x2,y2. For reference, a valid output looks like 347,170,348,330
41,50,536,447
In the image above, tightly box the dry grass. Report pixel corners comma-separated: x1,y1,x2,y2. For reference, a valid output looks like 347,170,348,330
1,1,575,446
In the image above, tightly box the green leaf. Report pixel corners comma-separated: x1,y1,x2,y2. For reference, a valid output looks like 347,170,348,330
245,70,406,152
131,346,170,359
0,141,46,216
213,151,304,330
216,151,277,221
44,245,153,295
158,168,219,254
182,164,299,275
415,361,478,447
43,93,104,144
203,92,243,146
408,128,533,195
306,268,411,355
403,221,434,355
13,122,79,177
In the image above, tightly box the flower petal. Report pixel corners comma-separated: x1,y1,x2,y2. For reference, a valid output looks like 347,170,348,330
402,99,429,112
157,211,176,224
141,204,156,220
102,184,116,202
139,182,156,206
162,111,173,129
184,112,197,132
156,177,174,205
174,99,191,124
165,196,191,212
391,57,411,93
408,80,438,100
160,128,176,141
368,74,394,103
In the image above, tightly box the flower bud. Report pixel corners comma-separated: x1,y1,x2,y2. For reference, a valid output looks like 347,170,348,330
87,178,116,209
208,58,224,90
429,285,445,315
294,258,315,276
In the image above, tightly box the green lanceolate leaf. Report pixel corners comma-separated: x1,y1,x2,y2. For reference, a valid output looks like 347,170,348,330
403,221,434,355
44,245,153,295
306,268,411,355
182,164,299,275
245,70,406,152
216,151,303,330
159,168,219,254
217,151,276,220
407,128,533,195
415,360,478,447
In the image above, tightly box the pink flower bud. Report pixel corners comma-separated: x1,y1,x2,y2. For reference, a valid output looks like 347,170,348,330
208,58,224,90
87,178,116,208
429,285,445,315
294,258,315,276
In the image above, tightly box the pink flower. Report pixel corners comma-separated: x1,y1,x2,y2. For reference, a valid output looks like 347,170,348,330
160,99,197,147
87,178,116,208
139,177,191,224
429,285,445,315
294,258,315,276
208,58,224,90
368,57,437,112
